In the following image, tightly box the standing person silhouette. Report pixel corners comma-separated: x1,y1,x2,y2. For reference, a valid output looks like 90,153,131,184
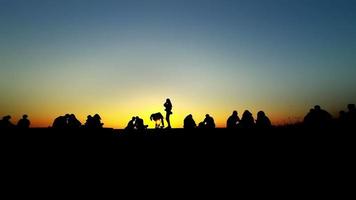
164,98,173,129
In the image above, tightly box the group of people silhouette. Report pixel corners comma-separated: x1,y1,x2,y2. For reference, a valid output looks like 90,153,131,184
0,115,30,129
198,114,216,129
181,114,215,129
52,114,103,129
303,104,356,129
126,98,173,130
125,116,148,130
227,110,272,129
1,102,355,130
303,105,332,128
183,110,271,129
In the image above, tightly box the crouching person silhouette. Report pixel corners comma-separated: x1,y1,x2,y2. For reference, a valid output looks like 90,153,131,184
150,112,164,129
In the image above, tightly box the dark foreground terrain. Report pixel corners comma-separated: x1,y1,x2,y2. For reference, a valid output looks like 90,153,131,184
1,128,353,156
1,128,354,193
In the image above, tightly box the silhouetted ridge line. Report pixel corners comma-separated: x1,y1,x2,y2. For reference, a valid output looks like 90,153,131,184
1,103,355,130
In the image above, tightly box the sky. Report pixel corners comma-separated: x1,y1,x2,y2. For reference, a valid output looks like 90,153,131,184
1,0,356,128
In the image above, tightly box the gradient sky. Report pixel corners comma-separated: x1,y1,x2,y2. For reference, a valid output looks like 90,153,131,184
1,0,356,128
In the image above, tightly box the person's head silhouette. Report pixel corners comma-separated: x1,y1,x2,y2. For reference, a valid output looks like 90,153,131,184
233,111,238,116
257,111,265,118
314,105,321,111
243,110,252,117
22,114,28,119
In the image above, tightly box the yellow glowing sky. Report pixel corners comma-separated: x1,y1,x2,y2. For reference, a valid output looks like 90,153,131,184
0,90,349,129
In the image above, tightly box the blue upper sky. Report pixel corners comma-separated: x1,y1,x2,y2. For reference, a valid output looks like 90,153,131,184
1,0,356,127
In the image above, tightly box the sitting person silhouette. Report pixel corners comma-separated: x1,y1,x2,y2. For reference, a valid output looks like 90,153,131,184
227,111,240,129
52,114,69,128
92,114,104,128
135,116,148,130
239,110,255,128
256,111,271,128
0,115,15,129
83,114,103,128
150,112,165,129
125,117,136,130
164,98,173,129
203,114,215,129
304,105,332,128
17,114,30,128
67,114,82,128
184,114,196,129
84,115,94,128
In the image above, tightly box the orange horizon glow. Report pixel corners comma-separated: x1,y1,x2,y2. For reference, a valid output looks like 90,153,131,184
1,98,334,129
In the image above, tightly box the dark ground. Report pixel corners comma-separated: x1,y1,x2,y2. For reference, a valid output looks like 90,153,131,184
1,128,353,156
0,128,353,195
